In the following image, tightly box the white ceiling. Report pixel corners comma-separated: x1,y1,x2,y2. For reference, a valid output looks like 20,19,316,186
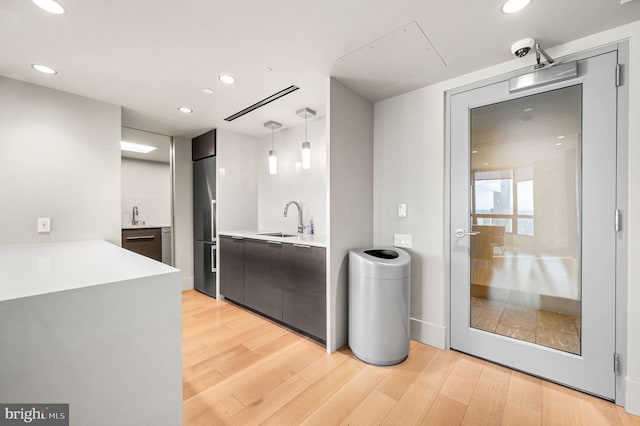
2,0,640,139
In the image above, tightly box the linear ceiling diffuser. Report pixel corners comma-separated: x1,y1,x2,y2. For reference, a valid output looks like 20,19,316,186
224,85,300,121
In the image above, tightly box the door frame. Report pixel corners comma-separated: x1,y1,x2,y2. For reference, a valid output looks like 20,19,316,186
444,41,629,405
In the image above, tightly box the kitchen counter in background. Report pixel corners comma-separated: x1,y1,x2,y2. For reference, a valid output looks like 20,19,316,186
122,224,171,230
0,240,182,426
218,230,326,247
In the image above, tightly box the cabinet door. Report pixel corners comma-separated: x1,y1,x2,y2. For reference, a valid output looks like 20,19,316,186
219,236,244,302
243,239,282,320
282,244,326,341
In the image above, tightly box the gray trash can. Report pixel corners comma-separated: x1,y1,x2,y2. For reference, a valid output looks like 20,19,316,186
349,248,411,366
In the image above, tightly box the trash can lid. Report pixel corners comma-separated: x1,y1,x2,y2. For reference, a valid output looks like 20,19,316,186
349,247,411,279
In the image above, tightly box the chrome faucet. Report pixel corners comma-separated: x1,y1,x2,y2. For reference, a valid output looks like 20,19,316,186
283,201,304,234
132,206,139,226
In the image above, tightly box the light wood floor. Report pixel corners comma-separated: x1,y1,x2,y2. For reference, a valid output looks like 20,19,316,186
182,290,639,425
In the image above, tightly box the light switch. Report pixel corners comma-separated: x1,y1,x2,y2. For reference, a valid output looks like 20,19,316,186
398,203,407,218
394,233,412,248
37,217,51,233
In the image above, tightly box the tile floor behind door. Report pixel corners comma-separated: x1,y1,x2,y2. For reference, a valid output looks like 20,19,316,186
471,297,581,354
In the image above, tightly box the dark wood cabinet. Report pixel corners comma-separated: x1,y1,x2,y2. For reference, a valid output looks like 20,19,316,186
218,234,327,342
243,239,283,320
122,228,162,261
282,244,327,341
192,129,216,161
219,235,244,303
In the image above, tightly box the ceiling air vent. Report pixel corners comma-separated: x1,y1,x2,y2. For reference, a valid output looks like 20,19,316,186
224,85,300,121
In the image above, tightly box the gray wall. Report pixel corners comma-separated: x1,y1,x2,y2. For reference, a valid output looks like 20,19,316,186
257,118,327,236
328,78,374,352
374,88,447,347
0,76,121,245
173,136,194,291
217,129,259,233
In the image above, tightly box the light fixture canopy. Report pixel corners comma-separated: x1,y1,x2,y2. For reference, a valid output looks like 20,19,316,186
33,0,65,14
177,106,193,113
264,120,282,175
203,88,214,95
31,64,57,74
297,107,316,170
120,141,157,154
501,0,531,14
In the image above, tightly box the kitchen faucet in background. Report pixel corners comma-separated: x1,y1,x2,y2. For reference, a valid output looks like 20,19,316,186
132,205,140,226
283,201,304,234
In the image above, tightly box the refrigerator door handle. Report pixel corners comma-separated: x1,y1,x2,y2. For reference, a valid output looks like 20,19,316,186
210,244,217,273
211,200,217,242
211,244,218,272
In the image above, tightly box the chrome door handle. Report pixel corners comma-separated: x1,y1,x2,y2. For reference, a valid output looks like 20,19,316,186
455,228,480,238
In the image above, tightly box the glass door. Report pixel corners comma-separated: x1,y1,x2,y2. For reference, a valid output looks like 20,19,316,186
450,51,618,399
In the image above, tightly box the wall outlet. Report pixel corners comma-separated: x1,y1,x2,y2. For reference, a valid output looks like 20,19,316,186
394,233,412,248
398,203,407,218
37,217,51,233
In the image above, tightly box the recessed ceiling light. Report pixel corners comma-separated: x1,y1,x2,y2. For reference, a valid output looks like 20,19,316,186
178,107,193,114
33,0,65,14
523,107,534,112
203,88,214,95
120,141,157,154
472,150,479,154
555,142,563,146
502,0,531,14
557,135,565,139
31,64,57,74
219,74,236,85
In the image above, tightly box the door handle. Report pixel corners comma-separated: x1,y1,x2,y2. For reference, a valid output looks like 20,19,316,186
211,200,216,242
455,228,480,238
211,245,217,273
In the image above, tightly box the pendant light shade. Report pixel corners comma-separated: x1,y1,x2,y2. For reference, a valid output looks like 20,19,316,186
268,150,277,175
297,107,316,170
264,121,282,175
301,141,311,169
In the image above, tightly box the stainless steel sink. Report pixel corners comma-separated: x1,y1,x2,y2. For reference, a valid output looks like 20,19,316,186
258,232,298,238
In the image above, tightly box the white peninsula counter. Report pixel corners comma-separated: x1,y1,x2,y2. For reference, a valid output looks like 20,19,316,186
0,240,182,426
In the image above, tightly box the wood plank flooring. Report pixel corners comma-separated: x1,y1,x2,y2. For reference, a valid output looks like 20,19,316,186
182,290,639,425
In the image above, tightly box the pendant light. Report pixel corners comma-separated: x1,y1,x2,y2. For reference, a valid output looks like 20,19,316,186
264,121,281,175
297,107,316,170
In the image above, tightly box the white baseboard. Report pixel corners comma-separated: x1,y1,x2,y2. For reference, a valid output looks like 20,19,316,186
410,318,446,350
181,276,194,292
625,376,640,415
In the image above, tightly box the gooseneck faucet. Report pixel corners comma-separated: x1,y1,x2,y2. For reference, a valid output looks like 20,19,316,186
132,206,139,226
283,201,304,234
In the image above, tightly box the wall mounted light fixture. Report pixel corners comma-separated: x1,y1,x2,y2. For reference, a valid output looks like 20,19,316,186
296,107,316,170
264,120,282,175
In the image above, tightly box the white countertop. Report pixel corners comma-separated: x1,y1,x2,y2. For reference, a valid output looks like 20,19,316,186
122,225,171,230
218,230,326,248
0,240,179,302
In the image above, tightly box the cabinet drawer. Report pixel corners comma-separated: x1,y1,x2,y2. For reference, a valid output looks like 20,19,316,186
122,228,162,261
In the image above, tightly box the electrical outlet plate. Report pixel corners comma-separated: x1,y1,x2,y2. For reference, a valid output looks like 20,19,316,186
398,203,407,218
37,217,51,233
394,233,412,248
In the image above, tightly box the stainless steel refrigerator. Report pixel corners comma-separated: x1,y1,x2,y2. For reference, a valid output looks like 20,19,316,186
193,155,216,297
